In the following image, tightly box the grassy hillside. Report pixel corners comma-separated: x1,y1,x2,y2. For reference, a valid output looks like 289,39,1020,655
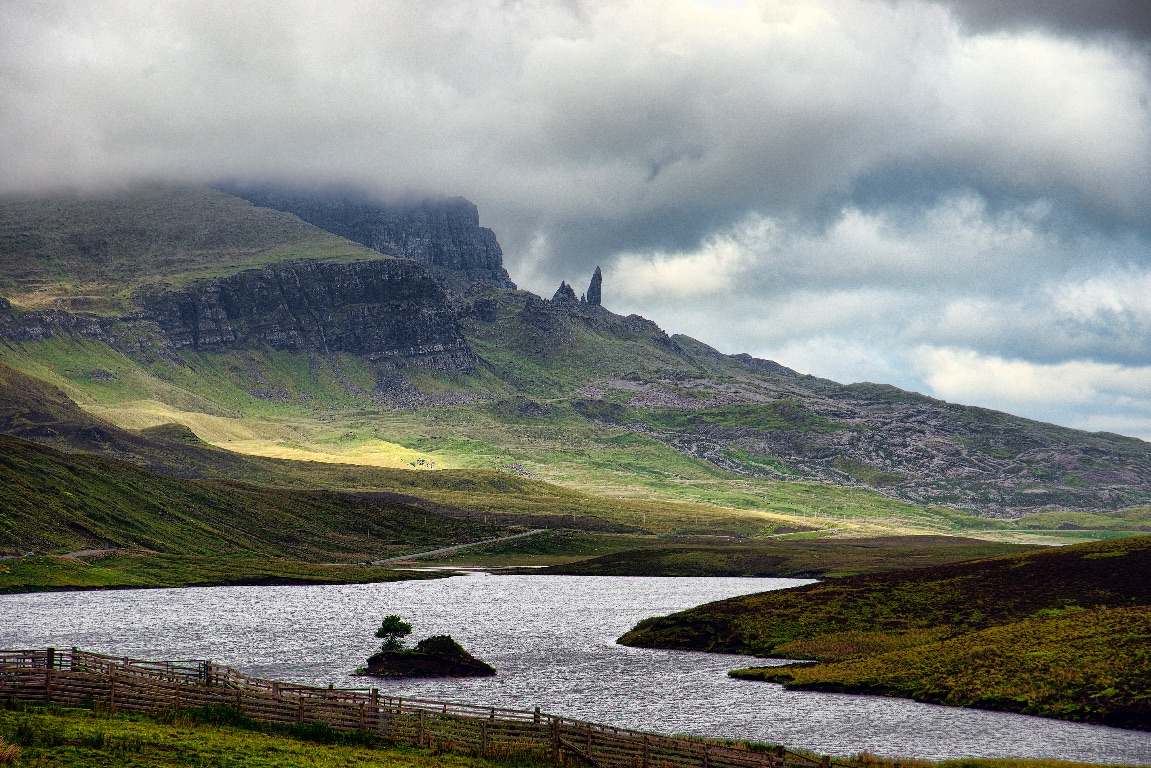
543,537,1036,578
619,536,1151,654
1015,507,1151,532
0,351,992,543
619,536,1151,726
733,606,1151,729
0,554,438,593
0,433,517,560
0,184,379,314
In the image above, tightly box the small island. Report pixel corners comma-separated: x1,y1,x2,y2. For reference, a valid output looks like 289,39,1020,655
357,615,496,678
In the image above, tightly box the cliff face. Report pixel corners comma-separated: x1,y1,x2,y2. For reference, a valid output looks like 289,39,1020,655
224,188,516,293
139,259,473,369
1,258,473,371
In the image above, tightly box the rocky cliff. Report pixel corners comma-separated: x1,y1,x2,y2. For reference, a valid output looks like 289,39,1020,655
1,258,474,372
224,187,516,293
138,259,473,369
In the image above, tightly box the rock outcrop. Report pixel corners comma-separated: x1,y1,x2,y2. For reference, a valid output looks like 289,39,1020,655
1,258,474,372
550,268,603,307
360,635,496,678
552,281,578,304
585,266,602,307
138,259,473,370
223,187,516,293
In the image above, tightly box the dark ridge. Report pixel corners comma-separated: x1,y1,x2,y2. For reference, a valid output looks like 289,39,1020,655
221,185,516,293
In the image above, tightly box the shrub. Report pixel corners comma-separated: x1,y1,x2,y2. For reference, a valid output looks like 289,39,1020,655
415,635,470,659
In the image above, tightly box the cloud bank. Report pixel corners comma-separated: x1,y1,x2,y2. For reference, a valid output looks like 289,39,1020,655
2,0,1150,437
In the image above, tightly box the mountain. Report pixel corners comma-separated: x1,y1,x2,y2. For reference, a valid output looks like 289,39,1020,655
1,183,1150,526
222,185,517,293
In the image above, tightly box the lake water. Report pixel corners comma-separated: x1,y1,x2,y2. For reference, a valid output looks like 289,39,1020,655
2,573,1150,763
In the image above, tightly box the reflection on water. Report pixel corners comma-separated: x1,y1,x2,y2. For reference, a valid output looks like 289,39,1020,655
2,573,1149,763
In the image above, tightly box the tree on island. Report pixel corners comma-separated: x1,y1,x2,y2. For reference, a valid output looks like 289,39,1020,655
360,616,496,677
375,614,412,652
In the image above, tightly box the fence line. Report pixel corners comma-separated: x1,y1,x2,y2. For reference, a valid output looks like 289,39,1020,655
0,648,834,768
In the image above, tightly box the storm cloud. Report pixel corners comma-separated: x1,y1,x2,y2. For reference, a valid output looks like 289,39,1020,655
2,0,1150,436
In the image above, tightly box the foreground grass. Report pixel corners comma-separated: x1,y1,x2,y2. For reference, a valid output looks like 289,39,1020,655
0,705,1144,768
620,536,1151,728
0,704,544,768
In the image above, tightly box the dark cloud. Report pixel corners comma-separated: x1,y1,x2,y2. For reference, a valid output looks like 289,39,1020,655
946,0,1151,42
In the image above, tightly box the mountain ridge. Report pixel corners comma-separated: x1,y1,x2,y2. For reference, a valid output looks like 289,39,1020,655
1,182,1149,520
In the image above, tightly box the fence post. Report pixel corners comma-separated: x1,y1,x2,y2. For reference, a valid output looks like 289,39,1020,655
820,757,830,768
419,709,426,747
703,744,709,768
643,734,650,768
551,719,560,762
774,745,785,768
108,664,117,712
535,706,541,724
586,722,592,757
44,647,55,705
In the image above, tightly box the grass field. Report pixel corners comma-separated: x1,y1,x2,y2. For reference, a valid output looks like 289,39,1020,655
0,703,544,768
0,703,1145,768
0,554,443,593
541,537,1037,578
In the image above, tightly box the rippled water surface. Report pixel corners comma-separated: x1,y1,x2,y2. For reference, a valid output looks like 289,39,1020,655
3,573,1150,762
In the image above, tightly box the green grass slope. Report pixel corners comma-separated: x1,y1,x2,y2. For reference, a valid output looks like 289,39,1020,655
734,606,1151,729
619,536,1151,655
544,537,1037,578
0,433,509,562
0,183,379,313
619,536,1151,727
0,554,438,593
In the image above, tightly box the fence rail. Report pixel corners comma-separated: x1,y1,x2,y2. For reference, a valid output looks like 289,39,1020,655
0,648,833,768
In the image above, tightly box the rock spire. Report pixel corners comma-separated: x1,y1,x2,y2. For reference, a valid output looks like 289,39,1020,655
552,281,578,304
585,266,602,307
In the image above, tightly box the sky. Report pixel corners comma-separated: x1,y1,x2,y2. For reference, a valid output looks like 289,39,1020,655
2,0,1151,438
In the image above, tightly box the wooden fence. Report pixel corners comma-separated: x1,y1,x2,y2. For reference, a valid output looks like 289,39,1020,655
0,648,835,768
